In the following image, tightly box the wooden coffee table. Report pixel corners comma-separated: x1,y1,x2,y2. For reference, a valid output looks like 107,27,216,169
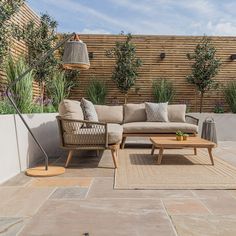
150,136,216,165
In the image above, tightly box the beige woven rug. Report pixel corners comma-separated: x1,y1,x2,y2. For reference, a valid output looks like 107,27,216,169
114,148,236,190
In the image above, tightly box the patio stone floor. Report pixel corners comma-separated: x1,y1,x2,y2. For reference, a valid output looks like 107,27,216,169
1,141,236,235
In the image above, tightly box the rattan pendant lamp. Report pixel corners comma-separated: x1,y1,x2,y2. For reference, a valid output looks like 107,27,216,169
6,33,90,177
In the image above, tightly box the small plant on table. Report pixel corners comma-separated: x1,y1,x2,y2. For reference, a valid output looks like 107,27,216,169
183,133,189,141
176,130,184,141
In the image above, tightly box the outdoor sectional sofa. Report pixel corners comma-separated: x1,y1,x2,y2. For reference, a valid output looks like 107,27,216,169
57,99,199,168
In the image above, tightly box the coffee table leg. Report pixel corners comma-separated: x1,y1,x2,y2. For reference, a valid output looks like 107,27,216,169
194,147,197,155
208,147,214,165
157,148,164,165
151,145,155,155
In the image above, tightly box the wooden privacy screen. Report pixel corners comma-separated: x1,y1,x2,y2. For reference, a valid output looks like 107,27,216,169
1,3,236,112
75,34,236,112
0,4,40,96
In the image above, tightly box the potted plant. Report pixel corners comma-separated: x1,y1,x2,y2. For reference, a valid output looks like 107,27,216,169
176,130,183,141
183,133,189,141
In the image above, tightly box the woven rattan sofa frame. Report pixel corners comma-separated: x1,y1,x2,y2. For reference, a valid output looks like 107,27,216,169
57,116,119,168
120,115,200,149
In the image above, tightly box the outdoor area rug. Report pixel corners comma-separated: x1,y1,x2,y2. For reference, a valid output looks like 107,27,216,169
114,148,236,190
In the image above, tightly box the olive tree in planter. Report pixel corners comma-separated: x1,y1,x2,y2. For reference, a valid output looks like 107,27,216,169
106,33,142,104
186,36,221,113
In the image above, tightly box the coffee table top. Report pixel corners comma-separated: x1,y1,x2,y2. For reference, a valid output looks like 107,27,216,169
150,136,216,148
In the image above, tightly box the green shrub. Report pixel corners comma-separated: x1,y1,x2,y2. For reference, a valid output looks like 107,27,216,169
4,56,34,113
46,70,76,110
152,79,174,103
224,82,236,113
0,99,15,114
87,79,107,105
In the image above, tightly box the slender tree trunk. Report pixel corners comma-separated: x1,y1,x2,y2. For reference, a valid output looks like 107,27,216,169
124,93,128,104
200,91,204,113
39,81,45,113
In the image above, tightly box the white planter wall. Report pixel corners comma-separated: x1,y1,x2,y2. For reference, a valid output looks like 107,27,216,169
189,113,236,141
0,115,20,184
0,113,63,184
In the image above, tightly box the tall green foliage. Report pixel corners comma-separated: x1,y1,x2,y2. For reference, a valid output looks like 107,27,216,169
46,70,76,110
0,0,24,62
224,82,236,113
4,56,34,113
186,36,221,112
106,33,142,103
87,79,107,105
13,13,58,111
152,79,174,103
14,13,58,82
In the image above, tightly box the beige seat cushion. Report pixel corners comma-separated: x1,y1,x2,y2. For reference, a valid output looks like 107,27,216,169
59,99,84,120
123,103,146,123
168,104,186,122
63,123,123,145
107,123,123,144
95,105,123,124
123,122,198,134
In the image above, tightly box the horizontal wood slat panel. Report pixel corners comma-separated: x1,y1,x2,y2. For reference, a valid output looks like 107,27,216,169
73,34,236,112
0,4,40,97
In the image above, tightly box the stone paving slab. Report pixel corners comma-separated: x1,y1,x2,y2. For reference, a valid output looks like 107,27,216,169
172,215,236,236
0,217,26,236
163,198,211,215
19,199,176,236
87,177,194,199
59,168,114,178
50,187,88,199
0,187,22,206
201,196,236,215
1,173,32,187
192,189,234,199
0,187,55,217
29,177,92,188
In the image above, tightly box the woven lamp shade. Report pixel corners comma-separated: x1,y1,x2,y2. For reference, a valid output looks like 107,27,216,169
62,40,90,70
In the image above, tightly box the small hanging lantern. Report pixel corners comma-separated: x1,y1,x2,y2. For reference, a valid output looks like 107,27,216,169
62,34,90,70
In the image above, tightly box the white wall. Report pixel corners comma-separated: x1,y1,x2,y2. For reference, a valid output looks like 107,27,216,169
0,115,20,183
189,113,236,141
0,113,63,184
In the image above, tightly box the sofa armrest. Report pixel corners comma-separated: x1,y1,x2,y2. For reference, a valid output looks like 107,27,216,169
185,115,199,126
56,116,108,148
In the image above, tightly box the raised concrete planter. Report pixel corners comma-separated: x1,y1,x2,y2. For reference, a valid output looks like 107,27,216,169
0,113,62,183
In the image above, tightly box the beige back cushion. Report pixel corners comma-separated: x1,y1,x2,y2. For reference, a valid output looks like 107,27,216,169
59,99,84,120
95,105,123,124
123,103,146,123
168,104,186,122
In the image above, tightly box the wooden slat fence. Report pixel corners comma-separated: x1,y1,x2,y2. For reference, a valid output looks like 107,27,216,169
0,3,40,96
75,34,236,112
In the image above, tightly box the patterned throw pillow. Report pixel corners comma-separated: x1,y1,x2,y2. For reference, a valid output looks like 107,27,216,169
80,98,98,122
145,102,169,122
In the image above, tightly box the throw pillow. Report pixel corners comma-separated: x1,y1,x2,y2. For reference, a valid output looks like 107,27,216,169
80,98,98,122
145,102,169,122
168,104,186,122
